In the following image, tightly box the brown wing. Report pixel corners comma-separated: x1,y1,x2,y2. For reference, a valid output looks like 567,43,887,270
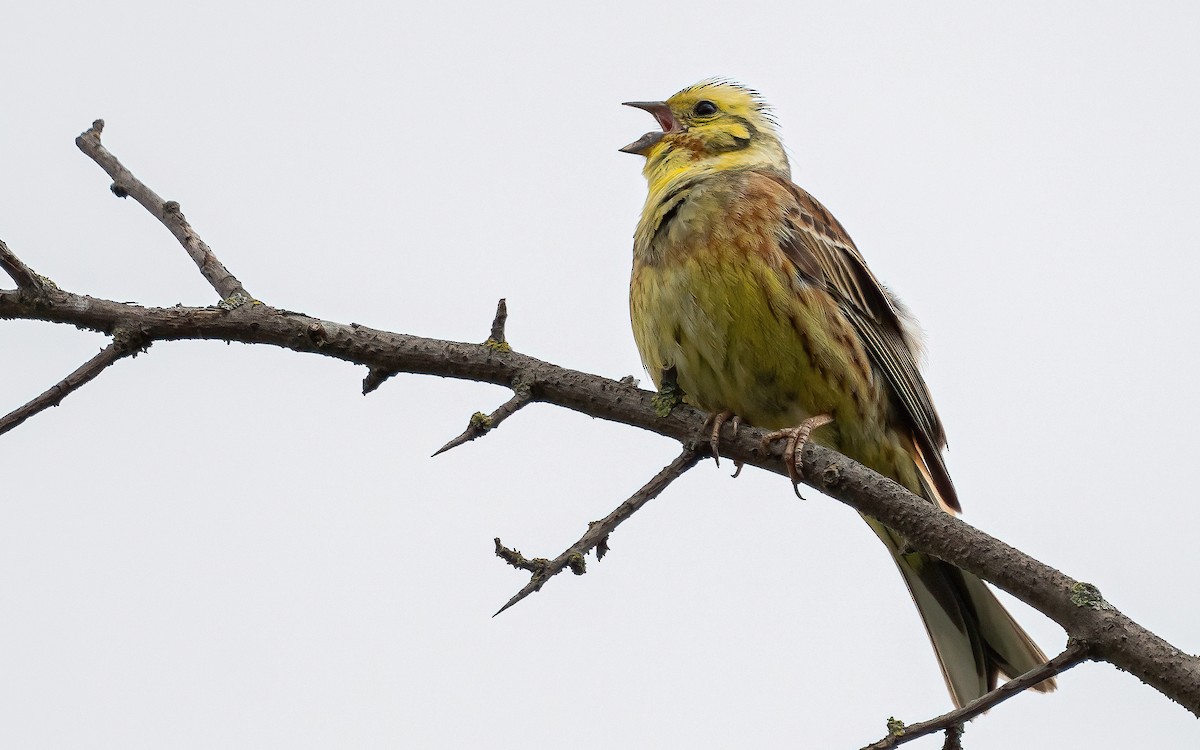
763,171,960,513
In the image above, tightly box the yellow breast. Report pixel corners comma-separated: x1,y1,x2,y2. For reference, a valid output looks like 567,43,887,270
629,172,884,440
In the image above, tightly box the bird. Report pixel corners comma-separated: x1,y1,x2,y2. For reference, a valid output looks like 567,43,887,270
621,78,1054,708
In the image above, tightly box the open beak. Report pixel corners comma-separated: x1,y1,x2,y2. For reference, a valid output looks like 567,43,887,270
619,101,681,155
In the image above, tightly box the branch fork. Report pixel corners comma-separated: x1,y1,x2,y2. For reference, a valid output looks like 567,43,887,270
432,300,532,456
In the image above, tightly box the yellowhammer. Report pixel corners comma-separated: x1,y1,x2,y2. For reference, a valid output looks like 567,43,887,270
622,78,1054,707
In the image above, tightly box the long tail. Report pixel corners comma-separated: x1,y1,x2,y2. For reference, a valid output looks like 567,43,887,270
863,516,1056,707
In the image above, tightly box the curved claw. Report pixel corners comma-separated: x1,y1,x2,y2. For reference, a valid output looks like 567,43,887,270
704,410,741,466
760,414,834,496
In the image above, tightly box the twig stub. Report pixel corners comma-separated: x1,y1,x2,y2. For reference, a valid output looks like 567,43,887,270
362,366,396,395
494,538,548,575
941,724,963,750
486,298,508,350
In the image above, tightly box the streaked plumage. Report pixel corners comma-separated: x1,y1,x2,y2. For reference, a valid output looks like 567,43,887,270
623,79,1053,706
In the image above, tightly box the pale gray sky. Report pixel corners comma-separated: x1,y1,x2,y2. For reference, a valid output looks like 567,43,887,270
2,2,1198,747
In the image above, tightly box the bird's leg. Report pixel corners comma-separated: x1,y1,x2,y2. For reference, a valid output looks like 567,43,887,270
760,414,834,496
703,410,741,467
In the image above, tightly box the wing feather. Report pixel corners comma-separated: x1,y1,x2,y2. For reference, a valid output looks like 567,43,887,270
767,172,960,512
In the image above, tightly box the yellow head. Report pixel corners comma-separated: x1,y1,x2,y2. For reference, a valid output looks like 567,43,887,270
621,79,790,189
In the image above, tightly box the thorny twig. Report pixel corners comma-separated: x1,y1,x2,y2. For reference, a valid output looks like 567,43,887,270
493,448,703,616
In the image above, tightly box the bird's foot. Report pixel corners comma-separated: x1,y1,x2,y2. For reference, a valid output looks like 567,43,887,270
703,410,742,468
760,414,834,497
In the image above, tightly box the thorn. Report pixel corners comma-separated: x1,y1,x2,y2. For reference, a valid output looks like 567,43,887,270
492,577,544,618
432,412,493,456
432,390,530,456
493,596,521,618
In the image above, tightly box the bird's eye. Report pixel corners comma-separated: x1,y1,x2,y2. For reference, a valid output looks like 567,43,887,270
693,100,718,116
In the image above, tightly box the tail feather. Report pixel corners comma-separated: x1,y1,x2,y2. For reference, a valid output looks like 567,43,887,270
956,572,1055,691
864,516,1056,707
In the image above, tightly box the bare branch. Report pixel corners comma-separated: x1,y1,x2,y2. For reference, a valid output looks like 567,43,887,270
74,120,249,301
861,641,1090,749
0,240,47,294
0,331,147,437
2,275,1199,714
492,448,702,617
